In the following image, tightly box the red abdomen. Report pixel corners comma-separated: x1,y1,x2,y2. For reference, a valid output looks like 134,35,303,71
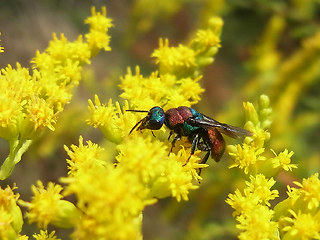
207,128,225,162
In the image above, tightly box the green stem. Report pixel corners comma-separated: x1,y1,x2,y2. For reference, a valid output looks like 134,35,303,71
0,138,33,180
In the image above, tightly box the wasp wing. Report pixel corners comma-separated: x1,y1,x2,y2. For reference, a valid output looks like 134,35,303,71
187,115,252,139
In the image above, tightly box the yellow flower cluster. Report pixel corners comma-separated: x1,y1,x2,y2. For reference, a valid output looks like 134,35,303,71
274,173,320,239
33,230,61,240
119,66,204,110
16,10,224,239
71,14,223,238
0,7,112,180
19,181,80,229
59,116,203,239
85,7,113,54
0,185,26,239
62,137,155,239
226,95,320,239
1,2,319,240
226,174,279,239
227,95,296,177
152,17,222,77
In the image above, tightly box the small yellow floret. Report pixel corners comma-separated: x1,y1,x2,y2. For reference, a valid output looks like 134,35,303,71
246,174,279,206
271,149,297,171
282,210,320,240
294,173,320,210
152,38,196,70
27,181,62,227
236,205,279,240
64,136,107,175
33,230,61,240
85,7,113,52
228,144,266,174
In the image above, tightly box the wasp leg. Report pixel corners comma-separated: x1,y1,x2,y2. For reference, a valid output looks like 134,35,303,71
168,130,174,140
183,134,199,166
198,150,210,176
169,134,181,155
195,139,211,176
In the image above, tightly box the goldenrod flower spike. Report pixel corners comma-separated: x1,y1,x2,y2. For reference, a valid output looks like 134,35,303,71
152,38,196,73
85,6,113,54
273,173,320,239
271,149,297,172
0,185,23,240
225,95,305,239
87,96,135,144
0,7,113,180
61,140,153,239
19,181,80,229
33,230,61,240
282,210,320,240
226,174,280,240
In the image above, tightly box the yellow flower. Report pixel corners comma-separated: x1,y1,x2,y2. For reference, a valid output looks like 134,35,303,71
82,8,225,238
0,210,16,240
193,28,221,51
0,6,113,180
26,97,57,132
117,135,201,201
85,6,113,53
87,96,134,144
64,135,107,175
293,173,320,210
236,205,279,240
189,16,223,67
242,97,271,148
152,38,196,73
18,235,29,240
282,210,320,240
226,188,260,217
0,64,36,139
246,174,279,206
117,135,168,183
119,67,162,109
226,95,287,178
62,162,152,239
21,181,80,229
226,174,278,217
228,144,266,174
176,76,204,106
60,127,203,238
0,94,23,140
163,154,198,201
271,149,297,171
33,230,61,240
152,147,202,201
0,185,23,239
119,66,204,109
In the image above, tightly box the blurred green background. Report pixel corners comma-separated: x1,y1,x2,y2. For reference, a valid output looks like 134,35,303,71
0,0,320,239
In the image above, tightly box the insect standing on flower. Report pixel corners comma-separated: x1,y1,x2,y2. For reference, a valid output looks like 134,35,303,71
127,106,251,175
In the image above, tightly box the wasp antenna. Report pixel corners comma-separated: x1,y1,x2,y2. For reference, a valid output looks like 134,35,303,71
129,118,144,135
126,109,149,113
